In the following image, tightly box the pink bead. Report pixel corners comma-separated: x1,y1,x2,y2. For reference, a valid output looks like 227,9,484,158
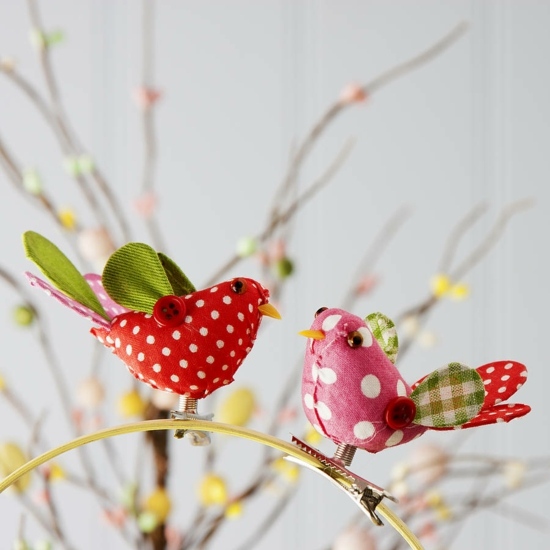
333,524,377,550
77,377,106,409
339,83,368,104
78,227,115,263
408,443,449,485
133,86,163,109
134,191,158,219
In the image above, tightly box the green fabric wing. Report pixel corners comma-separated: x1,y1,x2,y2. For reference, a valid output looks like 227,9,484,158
158,252,196,295
365,312,398,363
410,362,485,428
102,243,174,314
22,231,109,320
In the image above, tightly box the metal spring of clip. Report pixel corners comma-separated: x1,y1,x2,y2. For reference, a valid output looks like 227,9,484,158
286,436,397,526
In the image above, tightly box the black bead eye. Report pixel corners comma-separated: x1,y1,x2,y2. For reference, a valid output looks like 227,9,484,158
314,307,328,318
231,278,247,295
347,330,364,348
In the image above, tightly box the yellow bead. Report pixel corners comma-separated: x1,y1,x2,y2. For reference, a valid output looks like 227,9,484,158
435,504,453,521
198,474,228,506
58,208,77,231
216,387,256,427
450,282,470,300
118,390,146,417
49,463,66,482
0,442,31,492
225,501,243,519
503,460,526,489
304,424,323,445
271,457,300,483
144,487,172,523
425,489,443,507
430,274,452,298
0,374,6,392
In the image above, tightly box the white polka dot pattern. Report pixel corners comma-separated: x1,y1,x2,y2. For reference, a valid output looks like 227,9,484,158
300,307,426,453
89,278,273,399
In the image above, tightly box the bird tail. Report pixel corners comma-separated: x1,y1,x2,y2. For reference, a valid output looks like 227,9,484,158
434,361,530,429
25,272,128,329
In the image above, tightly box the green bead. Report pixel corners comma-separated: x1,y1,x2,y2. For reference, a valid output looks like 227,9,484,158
12,305,35,327
29,29,46,50
46,30,65,46
12,540,29,550
34,541,52,550
236,237,257,258
137,511,158,533
22,169,42,195
78,155,95,174
274,257,294,279
119,482,138,512
63,156,81,177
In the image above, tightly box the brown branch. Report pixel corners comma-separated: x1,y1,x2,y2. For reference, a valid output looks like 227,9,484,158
341,205,413,310
13,0,132,243
144,401,169,550
205,138,355,285
17,493,73,550
139,0,166,252
0,133,64,229
451,198,533,281
396,200,532,358
438,202,489,273
205,22,467,286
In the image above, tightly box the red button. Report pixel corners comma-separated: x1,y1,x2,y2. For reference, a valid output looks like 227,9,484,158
153,295,186,327
384,396,416,429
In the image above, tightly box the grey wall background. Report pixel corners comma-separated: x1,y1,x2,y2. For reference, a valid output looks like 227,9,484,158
1,1,549,549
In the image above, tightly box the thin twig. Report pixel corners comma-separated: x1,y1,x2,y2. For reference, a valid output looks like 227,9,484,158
0,133,65,231
396,200,533,357
232,490,294,550
139,0,166,252
18,0,132,243
205,138,355,285
206,22,467,286
341,205,413,310
490,503,550,534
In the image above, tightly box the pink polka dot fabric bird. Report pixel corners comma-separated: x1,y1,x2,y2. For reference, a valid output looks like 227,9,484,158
23,232,280,402
300,307,530,454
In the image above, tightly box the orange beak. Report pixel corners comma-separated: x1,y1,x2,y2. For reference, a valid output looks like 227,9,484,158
258,302,282,320
298,329,325,340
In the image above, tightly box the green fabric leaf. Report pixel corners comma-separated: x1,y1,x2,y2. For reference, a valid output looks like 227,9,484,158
157,253,196,296
102,243,173,314
365,312,398,364
22,231,109,320
410,362,485,428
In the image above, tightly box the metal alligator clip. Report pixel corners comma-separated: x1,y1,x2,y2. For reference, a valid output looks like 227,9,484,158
286,436,397,526
170,396,214,445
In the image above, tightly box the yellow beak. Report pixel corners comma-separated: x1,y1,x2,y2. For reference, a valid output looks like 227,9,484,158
298,329,325,340
258,302,282,320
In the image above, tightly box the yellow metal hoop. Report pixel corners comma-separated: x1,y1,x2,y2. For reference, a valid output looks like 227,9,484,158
0,419,423,549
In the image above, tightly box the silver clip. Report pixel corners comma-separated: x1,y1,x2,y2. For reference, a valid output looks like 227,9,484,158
170,396,213,445
287,436,396,526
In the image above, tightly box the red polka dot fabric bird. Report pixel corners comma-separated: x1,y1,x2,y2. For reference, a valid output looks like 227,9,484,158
23,232,280,401
90,278,272,398
299,307,530,454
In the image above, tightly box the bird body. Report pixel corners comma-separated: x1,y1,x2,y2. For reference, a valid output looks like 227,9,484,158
300,308,529,454
23,232,279,401
91,278,269,397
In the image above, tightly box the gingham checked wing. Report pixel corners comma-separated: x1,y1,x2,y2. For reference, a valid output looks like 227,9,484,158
441,361,531,429
365,312,398,364
410,362,485,428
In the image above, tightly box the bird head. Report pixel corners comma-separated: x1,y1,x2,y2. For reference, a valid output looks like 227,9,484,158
299,307,375,357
